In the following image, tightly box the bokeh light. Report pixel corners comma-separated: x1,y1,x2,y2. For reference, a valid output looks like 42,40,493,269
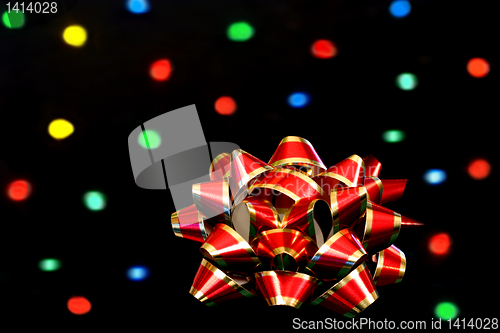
83,191,107,211
67,296,92,315
311,40,338,59
467,158,490,180
288,92,310,108
7,180,32,201
138,129,161,149
396,73,418,90
149,59,172,81
382,129,405,143
423,169,447,185
467,58,490,78
2,11,24,29
48,119,74,140
214,96,237,115
227,22,254,41
63,25,87,47
39,258,62,272
126,0,150,14
428,232,451,255
126,266,149,281
435,302,459,320
389,0,411,18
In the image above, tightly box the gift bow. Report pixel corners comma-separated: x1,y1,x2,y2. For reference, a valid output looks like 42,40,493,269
171,136,421,317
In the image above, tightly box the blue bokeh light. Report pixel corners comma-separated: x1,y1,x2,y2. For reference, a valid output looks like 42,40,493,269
126,0,151,14
126,266,149,281
288,92,310,108
423,169,447,185
389,1,411,18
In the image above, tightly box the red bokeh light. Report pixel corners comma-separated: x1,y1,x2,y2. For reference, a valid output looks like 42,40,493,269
150,59,172,81
7,180,31,201
428,233,451,255
214,96,237,115
67,296,92,315
467,159,490,180
311,40,338,59
467,58,490,78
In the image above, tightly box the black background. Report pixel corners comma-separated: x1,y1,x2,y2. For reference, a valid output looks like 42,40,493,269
0,0,498,330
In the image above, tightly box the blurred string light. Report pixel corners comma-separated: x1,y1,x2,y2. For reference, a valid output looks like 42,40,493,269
67,296,91,315
227,21,254,41
214,96,237,115
467,158,490,180
2,11,24,29
396,73,418,90
83,191,107,211
48,119,74,140
149,59,172,81
126,266,149,281
428,232,451,255
125,0,150,14
382,129,405,143
63,25,87,47
435,302,459,320
138,129,161,149
389,0,411,18
39,258,61,272
288,92,310,108
7,180,32,201
423,169,447,185
311,40,338,59
467,57,490,78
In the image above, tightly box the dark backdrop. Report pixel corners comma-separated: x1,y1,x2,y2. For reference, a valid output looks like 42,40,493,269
0,0,498,330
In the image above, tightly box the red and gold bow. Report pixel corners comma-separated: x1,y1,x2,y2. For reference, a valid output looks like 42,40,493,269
171,136,421,317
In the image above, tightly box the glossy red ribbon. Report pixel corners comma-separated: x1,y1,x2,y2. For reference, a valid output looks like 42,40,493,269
171,136,420,316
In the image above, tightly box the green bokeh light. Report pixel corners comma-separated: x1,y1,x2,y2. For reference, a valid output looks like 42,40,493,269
227,22,254,41
382,129,406,143
2,11,25,29
138,130,161,149
396,73,418,90
39,258,62,272
435,302,459,320
83,191,107,211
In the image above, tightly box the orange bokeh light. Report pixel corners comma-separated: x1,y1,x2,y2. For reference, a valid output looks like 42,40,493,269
67,296,92,315
214,96,237,115
467,58,490,78
311,39,338,59
150,59,172,81
7,180,31,201
467,159,490,180
428,233,451,255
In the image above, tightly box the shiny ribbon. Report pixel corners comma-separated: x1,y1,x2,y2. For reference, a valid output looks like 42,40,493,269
171,136,421,317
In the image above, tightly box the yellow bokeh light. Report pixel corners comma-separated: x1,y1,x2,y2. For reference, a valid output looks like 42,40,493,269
48,119,74,140
63,25,87,47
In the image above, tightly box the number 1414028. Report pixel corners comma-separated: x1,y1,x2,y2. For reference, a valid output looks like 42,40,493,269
6,2,57,14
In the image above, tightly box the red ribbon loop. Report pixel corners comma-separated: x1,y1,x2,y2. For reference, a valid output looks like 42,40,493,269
311,262,378,318
307,229,367,280
200,224,261,274
268,136,327,177
250,228,318,271
253,270,319,309
373,244,406,286
171,204,212,243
